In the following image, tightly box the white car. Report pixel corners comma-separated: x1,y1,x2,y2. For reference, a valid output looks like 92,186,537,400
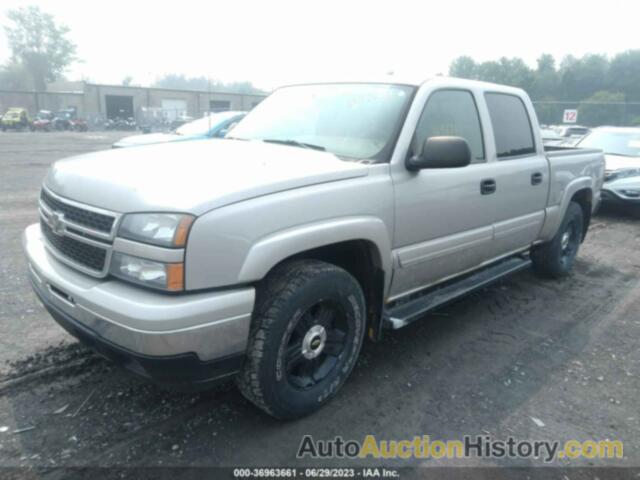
577,127,640,217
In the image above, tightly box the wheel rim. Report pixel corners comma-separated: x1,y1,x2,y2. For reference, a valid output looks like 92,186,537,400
284,300,349,390
561,220,579,263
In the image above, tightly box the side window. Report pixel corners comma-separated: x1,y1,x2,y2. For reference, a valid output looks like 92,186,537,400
485,93,536,158
414,90,485,163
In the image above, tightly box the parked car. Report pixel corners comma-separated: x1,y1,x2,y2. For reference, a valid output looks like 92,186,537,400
540,127,565,146
1,107,31,131
112,111,246,148
552,125,591,143
576,127,640,217
31,110,55,132
49,108,88,132
69,117,88,132
24,77,604,419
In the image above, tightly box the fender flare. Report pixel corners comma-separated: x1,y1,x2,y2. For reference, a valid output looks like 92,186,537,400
539,176,593,242
237,216,393,292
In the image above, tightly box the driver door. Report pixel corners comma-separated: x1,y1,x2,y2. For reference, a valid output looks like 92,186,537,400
389,89,498,299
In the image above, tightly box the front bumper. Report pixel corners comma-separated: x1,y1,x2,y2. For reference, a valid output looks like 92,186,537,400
23,223,255,388
601,187,640,207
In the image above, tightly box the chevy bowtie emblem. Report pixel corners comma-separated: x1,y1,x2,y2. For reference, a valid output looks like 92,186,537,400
50,211,66,236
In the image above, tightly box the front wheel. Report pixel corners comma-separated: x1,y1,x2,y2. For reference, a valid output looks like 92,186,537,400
236,260,366,420
532,201,584,278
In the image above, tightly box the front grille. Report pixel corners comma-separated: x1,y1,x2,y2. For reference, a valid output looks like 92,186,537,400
41,190,115,233
41,219,107,272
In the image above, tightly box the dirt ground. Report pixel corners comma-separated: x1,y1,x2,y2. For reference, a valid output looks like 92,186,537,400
0,132,639,476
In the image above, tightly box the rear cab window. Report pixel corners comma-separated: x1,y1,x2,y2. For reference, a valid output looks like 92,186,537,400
485,93,536,159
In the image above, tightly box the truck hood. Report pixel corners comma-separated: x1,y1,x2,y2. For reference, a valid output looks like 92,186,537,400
112,132,185,148
44,139,369,215
605,154,640,171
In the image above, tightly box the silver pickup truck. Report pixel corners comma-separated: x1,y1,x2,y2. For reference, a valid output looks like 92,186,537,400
24,77,604,419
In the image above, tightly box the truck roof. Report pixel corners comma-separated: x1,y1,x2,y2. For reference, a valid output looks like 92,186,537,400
279,76,527,96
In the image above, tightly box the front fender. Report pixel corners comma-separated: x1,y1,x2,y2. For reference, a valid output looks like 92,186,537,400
238,216,393,291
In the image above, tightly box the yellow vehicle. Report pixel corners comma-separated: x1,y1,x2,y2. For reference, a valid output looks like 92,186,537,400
1,107,31,131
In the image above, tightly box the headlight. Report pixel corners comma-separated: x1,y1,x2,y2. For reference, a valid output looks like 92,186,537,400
110,252,184,291
118,213,194,248
607,168,640,182
619,189,640,198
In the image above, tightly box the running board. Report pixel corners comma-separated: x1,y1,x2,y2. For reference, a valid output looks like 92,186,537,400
383,257,532,330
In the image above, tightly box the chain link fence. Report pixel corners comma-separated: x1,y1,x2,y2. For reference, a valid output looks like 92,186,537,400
533,101,640,128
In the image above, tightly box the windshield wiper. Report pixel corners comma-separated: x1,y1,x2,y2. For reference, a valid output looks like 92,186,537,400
261,139,326,151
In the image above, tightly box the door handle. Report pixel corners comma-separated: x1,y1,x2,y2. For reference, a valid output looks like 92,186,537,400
531,172,543,185
480,178,496,195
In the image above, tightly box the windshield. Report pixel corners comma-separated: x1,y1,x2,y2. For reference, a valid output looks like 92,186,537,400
175,112,234,136
578,130,640,157
229,83,415,161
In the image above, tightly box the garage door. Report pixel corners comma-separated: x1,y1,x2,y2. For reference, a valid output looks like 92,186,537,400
105,95,134,120
161,99,187,121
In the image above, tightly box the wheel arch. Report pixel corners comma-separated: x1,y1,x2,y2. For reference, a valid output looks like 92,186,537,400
238,217,393,341
570,188,593,241
539,177,593,242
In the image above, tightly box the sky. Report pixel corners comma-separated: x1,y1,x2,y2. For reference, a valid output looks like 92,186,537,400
0,0,637,91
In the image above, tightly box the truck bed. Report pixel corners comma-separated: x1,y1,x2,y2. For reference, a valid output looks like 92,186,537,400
544,145,603,156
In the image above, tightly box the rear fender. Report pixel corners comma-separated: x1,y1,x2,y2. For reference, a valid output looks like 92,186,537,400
538,177,592,242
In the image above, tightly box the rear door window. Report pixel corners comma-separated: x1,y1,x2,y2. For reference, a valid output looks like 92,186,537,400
485,93,536,159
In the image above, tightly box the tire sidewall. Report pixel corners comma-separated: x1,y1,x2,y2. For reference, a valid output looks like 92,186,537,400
551,202,584,275
258,267,365,418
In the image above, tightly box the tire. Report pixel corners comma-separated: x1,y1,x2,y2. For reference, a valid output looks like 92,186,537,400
236,259,366,420
531,201,584,278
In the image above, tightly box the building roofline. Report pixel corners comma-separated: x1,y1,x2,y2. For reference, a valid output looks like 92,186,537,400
0,89,84,95
84,82,268,97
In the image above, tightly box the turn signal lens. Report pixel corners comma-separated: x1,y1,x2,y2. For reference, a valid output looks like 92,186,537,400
166,263,185,291
173,216,194,247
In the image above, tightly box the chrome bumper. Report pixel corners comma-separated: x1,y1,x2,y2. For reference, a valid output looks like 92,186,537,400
23,223,255,362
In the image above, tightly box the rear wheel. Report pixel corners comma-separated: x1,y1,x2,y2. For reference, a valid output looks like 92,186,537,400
532,201,584,278
236,259,366,420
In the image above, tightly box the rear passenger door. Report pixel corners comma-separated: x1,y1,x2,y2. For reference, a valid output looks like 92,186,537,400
482,93,549,259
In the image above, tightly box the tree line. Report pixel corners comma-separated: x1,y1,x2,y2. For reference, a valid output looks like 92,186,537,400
0,6,263,95
449,52,640,126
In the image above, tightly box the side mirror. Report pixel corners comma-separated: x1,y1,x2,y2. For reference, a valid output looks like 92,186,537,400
406,136,472,171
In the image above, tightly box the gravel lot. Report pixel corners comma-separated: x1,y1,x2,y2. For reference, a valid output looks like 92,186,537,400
0,132,639,475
